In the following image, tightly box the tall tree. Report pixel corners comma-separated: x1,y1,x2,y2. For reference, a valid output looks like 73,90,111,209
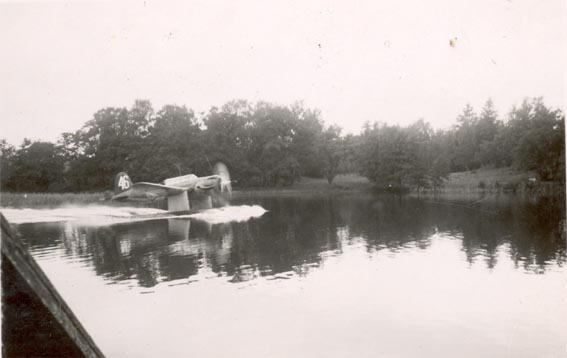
140,104,202,181
476,99,501,166
251,102,299,186
453,104,479,171
290,103,324,177
1,139,16,189
74,100,155,189
513,98,564,181
318,125,343,184
5,140,65,192
203,100,257,184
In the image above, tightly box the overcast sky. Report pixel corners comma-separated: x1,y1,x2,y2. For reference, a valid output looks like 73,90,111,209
1,0,565,145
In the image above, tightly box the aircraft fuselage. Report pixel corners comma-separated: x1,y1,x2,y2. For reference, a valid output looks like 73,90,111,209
163,174,222,192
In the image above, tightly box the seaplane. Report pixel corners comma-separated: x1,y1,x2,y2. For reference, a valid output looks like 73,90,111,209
111,163,232,213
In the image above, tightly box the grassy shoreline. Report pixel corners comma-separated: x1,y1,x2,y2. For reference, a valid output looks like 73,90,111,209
233,174,373,197
1,170,563,208
421,167,564,197
0,174,372,208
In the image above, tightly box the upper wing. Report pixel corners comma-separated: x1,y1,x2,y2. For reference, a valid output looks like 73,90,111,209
131,182,187,198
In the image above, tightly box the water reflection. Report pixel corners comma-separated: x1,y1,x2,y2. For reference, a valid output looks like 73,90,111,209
14,195,566,288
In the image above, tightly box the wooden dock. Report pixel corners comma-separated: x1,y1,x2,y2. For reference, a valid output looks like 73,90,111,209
1,213,104,357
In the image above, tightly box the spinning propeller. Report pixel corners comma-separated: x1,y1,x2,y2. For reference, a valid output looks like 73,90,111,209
213,162,232,197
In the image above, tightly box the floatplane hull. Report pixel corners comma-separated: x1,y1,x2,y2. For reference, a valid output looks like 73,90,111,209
111,163,232,213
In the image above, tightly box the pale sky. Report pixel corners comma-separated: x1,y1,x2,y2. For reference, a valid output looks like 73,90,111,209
1,0,565,145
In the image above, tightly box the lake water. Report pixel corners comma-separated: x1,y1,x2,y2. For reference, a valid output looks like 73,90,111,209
3,194,566,357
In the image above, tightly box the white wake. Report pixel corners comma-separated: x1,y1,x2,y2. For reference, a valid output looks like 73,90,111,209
1,205,266,225
0,206,168,225
180,205,268,224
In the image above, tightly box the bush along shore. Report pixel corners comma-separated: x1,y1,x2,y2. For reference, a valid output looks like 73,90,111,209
416,167,565,197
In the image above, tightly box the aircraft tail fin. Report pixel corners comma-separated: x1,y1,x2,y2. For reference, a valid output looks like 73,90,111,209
114,172,133,194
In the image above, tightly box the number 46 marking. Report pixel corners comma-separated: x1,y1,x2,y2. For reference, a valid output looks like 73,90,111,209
118,175,130,190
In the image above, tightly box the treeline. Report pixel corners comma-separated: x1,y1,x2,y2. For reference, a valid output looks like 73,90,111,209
0,97,564,193
358,98,565,190
1,100,345,191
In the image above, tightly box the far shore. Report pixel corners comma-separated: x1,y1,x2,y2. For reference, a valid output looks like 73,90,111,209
1,169,563,209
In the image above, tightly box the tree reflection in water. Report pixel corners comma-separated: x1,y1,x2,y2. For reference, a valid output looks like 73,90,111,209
16,194,566,287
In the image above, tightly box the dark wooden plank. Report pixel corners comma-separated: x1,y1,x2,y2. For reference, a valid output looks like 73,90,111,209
1,213,105,357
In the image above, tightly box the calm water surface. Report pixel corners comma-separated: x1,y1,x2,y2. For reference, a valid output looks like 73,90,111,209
6,194,567,357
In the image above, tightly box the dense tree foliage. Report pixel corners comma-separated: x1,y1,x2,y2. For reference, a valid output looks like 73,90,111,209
0,97,564,193
1,100,348,192
2,140,65,192
357,120,446,191
357,98,564,190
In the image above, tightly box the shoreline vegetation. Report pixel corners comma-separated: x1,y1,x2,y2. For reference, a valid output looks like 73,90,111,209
1,97,564,199
1,168,563,209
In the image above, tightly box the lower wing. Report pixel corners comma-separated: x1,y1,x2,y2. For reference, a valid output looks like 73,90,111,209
113,182,186,201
